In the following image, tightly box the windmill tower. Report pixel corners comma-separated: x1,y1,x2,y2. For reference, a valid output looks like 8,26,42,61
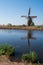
21,8,37,26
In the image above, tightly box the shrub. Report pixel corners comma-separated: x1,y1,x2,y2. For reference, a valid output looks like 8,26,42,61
30,22,35,26
28,51,37,62
7,23,12,27
0,44,15,56
22,54,29,61
22,51,37,62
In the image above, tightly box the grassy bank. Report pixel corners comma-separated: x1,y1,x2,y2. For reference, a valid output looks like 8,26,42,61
0,44,43,65
0,25,43,30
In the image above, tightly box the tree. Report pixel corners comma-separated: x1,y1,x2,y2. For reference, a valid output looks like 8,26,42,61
30,22,35,26
7,23,12,27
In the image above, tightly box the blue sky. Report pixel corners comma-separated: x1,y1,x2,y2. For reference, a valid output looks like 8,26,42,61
0,0,43,25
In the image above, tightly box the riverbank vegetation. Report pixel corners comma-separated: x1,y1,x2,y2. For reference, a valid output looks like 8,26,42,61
22,51,37,63
0,44,15,56
0,24,43,30
0,44,43,65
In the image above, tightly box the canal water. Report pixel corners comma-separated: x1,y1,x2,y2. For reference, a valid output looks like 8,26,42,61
0,29,43,62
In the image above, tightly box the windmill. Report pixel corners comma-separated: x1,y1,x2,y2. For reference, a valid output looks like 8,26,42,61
21,8,37,26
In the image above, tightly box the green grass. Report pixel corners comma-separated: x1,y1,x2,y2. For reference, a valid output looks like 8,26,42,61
0,43,15,56
22,51,37,62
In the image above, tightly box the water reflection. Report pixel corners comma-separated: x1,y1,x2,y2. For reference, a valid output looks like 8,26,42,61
27,31,36,52
21,30,36,52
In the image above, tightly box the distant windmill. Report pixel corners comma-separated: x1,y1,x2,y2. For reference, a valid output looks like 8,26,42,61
21,8,37,26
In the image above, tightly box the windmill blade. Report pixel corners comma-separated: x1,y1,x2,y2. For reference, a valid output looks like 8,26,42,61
21,16,27,18
30,37,36,40
28,8,31,16
30,16,37,18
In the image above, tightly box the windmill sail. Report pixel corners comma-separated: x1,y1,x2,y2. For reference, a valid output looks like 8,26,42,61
30,16,37,18
28,8,31,16
21,16,27,18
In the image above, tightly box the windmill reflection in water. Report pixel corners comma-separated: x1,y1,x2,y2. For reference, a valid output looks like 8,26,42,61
21,31,36,52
